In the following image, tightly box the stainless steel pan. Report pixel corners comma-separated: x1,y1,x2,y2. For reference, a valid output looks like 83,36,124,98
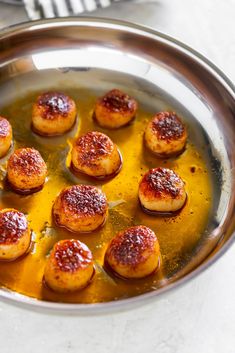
0,18,234,314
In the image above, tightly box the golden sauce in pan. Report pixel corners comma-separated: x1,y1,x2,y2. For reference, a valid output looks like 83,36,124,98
0,89,211,303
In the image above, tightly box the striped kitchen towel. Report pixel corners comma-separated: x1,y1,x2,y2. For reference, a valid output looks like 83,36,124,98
23,0,120,19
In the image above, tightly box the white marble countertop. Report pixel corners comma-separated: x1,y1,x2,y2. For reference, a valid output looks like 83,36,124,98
0,1,235,352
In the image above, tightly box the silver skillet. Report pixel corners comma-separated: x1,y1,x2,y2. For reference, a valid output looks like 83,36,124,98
0,17,234,314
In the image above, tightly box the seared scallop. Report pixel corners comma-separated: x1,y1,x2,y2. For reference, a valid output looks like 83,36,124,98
0,116,12,158
71,131,122,179
105,225,160,279
139,167,187,213
0,208,31,261
7,147,47,194
94,89,138,129
145,112,187,157
32,91,77,136
44,239,94,293
53,185,108,233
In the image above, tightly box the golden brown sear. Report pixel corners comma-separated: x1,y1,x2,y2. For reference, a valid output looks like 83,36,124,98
145,112,187,157
105,225,160,279
0,208,31,261
32,91,77,136
7,147,47,194
139,167,187,213
94,89,138,128
71,131,122,179
0,116,12,158
44,239,94,293
52,185,108,233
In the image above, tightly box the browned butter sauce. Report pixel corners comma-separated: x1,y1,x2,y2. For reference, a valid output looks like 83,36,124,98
0,89,211,303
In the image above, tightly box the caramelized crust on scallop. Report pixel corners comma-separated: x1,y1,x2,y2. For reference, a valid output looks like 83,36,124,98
108,226,156,266
75,131,113,162
9,148,44,176
0,117,11,138
44,239,94,293
0,209,27,244
53,185,108,233
53,239,92,272
32,91,77,136
71,131,122,178
151,112,185,140
145,112,187,157
37,92,73,119
142,168,183,198
105,225,160,279
100,89,136,114
0,116,12,158
7,147,47,194
60,185,107,216
0,208,31,261
94,89,138,129
139,168,187,213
